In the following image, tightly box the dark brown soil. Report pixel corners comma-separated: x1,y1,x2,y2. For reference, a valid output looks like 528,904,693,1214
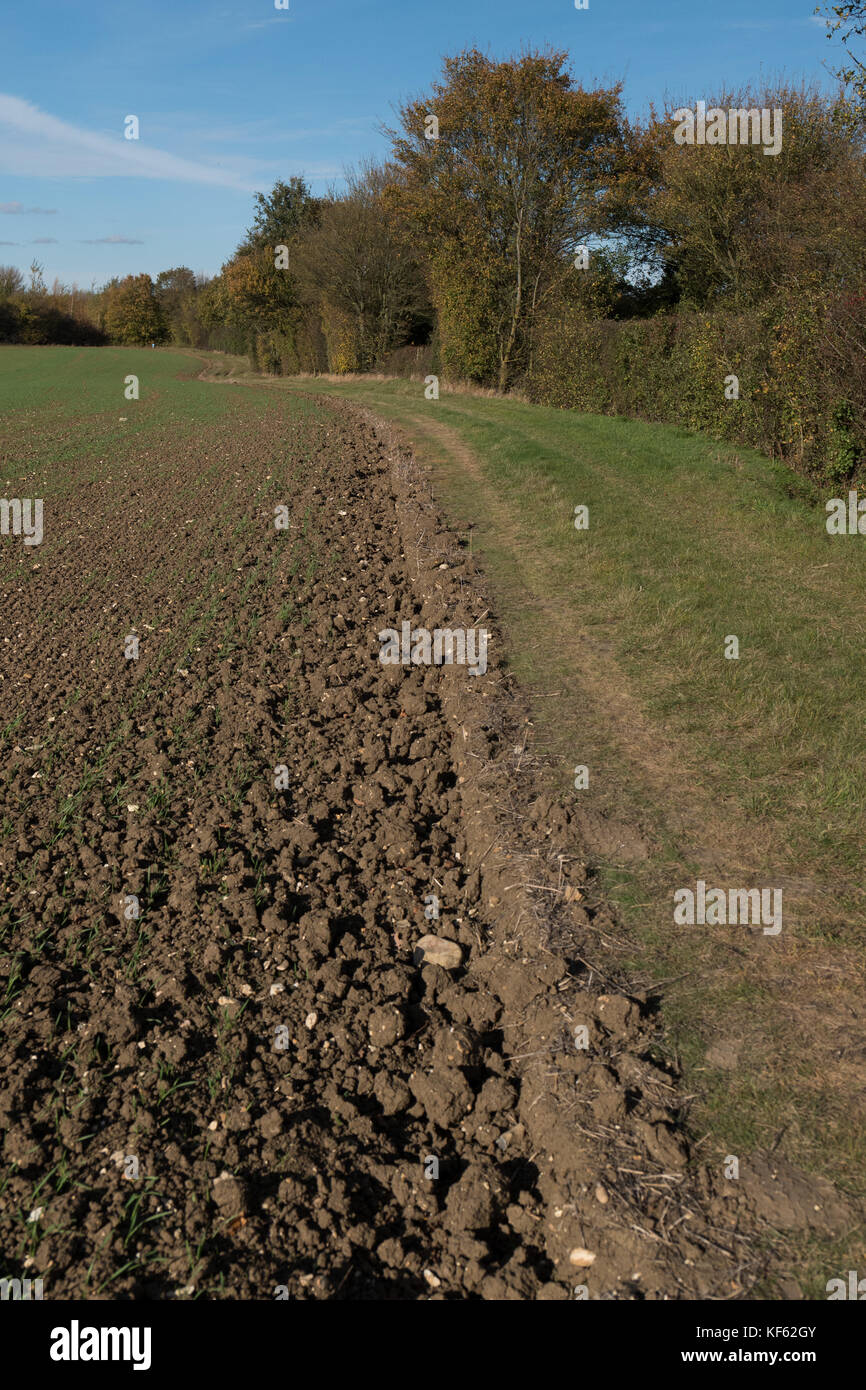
0,386,774,1298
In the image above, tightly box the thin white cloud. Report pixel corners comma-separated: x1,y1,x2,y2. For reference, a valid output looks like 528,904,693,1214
81,235,144,244
0,201,57,214
0,94,257,191
31,237,57,244
723,15,828,28
241,11,293,30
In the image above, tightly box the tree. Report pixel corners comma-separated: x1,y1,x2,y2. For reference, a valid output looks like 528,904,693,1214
820,2,866,109
206,177,323,369
0,265,24,298
155,266,201,344
103,274,168,345
28,260,46,295
293,163,431,371
626,84,866,309
388,49,625,388
218,180,319,331
242,176,322,252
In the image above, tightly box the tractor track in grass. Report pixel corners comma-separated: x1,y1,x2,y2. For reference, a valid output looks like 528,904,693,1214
0,381,774,1298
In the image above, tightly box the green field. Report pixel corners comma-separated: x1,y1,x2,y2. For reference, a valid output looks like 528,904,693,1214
0,343,212,412
0,344,326,504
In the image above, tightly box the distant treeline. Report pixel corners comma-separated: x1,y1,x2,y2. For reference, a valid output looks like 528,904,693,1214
3,36,865,482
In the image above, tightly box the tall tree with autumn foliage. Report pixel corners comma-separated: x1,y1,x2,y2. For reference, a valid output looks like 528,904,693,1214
625,84,866,310
292,163,431,371
388,49,626,388
103,274,168,345
210,176,321,368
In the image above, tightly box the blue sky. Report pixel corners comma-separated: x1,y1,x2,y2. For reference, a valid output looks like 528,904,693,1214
0,0,839,287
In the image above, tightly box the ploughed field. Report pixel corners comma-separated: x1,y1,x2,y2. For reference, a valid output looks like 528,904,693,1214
0,347,754,1300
